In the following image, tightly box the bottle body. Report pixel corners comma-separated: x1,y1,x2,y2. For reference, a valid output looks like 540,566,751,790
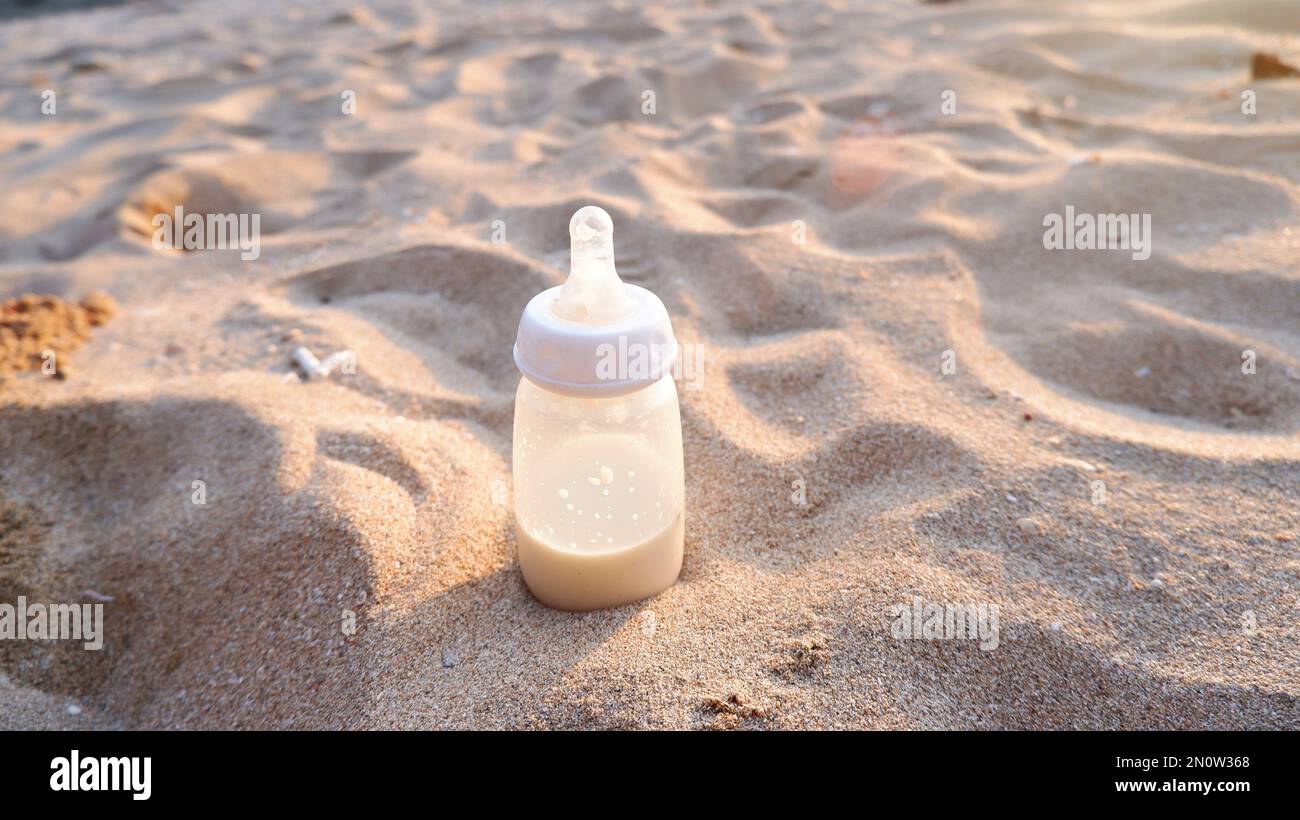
513,374,685,610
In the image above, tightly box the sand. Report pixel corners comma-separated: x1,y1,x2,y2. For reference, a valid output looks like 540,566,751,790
0,291,115,376
0,0,1297,729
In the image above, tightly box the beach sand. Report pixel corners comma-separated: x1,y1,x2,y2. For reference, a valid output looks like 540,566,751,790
0,0,1297,729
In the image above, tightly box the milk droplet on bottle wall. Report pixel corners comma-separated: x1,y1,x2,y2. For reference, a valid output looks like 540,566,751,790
512,206,685,611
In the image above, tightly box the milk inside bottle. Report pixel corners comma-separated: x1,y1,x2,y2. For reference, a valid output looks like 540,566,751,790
512,206,685,611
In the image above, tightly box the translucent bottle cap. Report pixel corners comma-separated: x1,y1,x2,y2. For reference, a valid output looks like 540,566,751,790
514,206,678,397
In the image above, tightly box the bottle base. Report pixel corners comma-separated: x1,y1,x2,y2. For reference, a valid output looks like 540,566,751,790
516,512,684,611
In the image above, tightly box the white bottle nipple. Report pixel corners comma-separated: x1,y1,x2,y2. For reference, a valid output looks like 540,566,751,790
552,206,637,324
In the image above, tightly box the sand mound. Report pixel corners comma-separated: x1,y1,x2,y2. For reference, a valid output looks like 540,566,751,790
0,292,115,377
0,391,376,728
118,153,342,244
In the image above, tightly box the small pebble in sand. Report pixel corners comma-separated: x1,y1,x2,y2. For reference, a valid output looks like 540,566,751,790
66,704,82,715
1251,51,1300,80
1016,517,1041,535
441,648,458,668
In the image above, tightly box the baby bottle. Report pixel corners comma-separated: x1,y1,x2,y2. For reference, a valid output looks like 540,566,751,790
512,206,685,611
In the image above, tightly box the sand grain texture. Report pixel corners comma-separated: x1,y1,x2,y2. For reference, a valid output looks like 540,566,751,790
0,0,1297,729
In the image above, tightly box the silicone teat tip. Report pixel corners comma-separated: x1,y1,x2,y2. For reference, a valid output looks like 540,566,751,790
570,205,612,246
554,206,636,323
